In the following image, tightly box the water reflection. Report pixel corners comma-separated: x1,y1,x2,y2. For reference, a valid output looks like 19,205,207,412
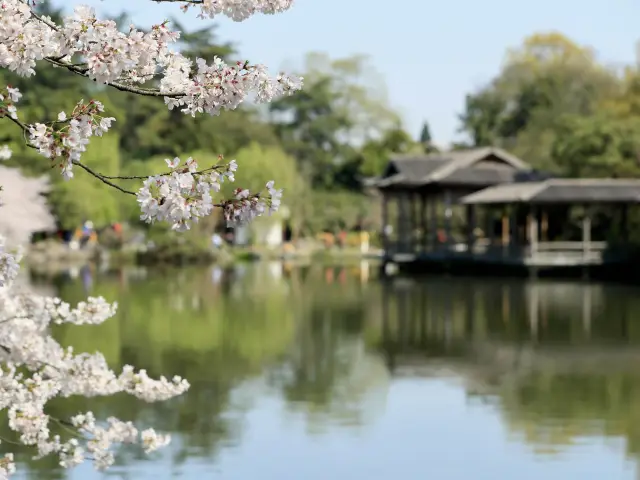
9,265,640,479
377,277,640,463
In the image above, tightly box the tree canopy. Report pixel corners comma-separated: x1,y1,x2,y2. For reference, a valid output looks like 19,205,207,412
458,32,624,174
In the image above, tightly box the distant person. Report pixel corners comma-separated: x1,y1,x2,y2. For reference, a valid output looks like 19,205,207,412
80,220,94,248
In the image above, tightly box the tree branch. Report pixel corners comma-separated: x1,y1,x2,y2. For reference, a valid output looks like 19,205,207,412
43,57,177,98
24,8,182,98
70,161,137,196
3,114,138,195
99,164,226,180
2,112,232,198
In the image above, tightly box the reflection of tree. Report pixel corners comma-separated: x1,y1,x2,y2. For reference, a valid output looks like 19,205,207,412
11,266,299,479
268,268,390,430
15,263,383,478
493,372,640,459
29,266,640,476
269,303,389,433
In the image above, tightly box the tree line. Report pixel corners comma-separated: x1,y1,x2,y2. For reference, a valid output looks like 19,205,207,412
456,31,640,179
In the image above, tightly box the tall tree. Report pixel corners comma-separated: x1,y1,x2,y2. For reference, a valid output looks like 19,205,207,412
345,127,422,183
419,121,432,145
551,113,640,178
270,52,400,188
418,120,438,153
270,75,353,188
458,32,620,171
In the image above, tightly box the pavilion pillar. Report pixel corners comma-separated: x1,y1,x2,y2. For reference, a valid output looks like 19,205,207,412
509,206,518,252
582,207,592,260
429,193,438,249
403,194,410,252
466,204,476,253
409,192,417,253
396,193,407,253
381,192,389,253
486,207,495,246
541,210,549,242
528,206,538,256
419,194,427,253
444,189,452,246
501,207,509,246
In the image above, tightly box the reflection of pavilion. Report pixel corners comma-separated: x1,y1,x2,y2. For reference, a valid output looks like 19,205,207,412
376,277,640,380
375,277,640,471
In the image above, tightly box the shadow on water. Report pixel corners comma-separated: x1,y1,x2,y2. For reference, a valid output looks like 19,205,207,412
10,263,640,478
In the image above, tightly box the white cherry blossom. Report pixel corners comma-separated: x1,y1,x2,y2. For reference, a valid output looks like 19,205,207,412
0,0,300,475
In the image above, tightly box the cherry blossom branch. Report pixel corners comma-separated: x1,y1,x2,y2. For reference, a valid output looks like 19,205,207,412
0,0,300,476
70,160,137,196
15,2,302,111
43,57,173,98
98,164,227,180
0,89,284,231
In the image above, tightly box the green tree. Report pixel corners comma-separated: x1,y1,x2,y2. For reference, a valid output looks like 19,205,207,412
270,52,401,189
418,120,438,153
458,32,620,172
419,121,431,144
47,134,123,229
551,113,640,178
220,143,303,197
345,127,422,181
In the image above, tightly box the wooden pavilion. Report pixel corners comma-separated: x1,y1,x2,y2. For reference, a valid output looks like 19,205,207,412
375,147,534,255
459,178,640,270
373,148,640,278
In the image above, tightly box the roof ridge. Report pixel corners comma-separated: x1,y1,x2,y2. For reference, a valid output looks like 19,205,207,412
428,148,491,182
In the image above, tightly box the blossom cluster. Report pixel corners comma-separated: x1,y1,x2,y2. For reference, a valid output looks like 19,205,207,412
0,1,302,115
0,86,116,179
137,155,282,230
183,0,295,21
162,56,302,117
0,242,189,475
223,180,283,226
29,99,116,180
0,85,21,119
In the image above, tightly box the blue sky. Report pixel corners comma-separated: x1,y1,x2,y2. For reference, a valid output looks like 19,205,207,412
54,0,640,146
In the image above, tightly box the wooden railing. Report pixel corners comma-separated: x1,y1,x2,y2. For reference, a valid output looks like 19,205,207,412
531,241,607,252
386,239,620,266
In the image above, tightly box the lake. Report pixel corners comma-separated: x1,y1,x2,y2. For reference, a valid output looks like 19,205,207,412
10,261,640,479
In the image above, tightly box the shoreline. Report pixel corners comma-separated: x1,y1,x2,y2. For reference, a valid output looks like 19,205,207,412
23,242,383,275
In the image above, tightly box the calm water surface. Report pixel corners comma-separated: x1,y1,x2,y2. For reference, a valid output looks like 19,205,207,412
11,262,640,479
